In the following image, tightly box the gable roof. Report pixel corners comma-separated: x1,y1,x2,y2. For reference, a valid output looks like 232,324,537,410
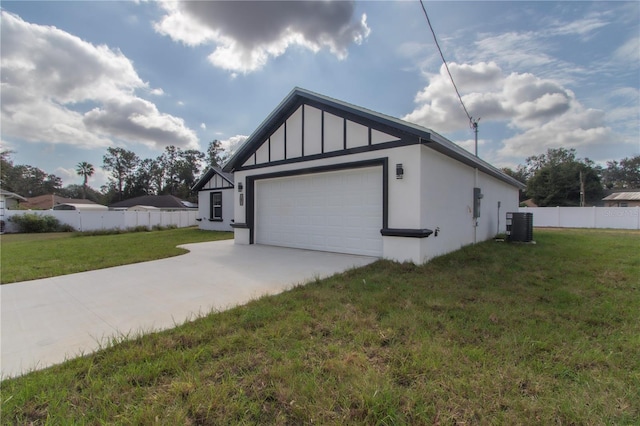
53,203,108,211
192,166,234,192
222,87,525,190
602,191,640,202
22,194,100,210
109,195,195,209
0,189,27,201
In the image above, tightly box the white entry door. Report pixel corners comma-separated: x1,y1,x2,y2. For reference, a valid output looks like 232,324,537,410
255,167,383,256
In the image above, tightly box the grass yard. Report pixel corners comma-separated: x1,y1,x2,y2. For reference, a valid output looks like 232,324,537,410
0,228,233,284
1,229,639,424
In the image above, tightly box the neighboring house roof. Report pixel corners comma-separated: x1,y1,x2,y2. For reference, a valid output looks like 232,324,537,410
126,205,160,211
521,198,538,207
181,200,198,208
53,203,109,211
602,191,640,202
109,195,196,209
192,167,235,191
0,189,27,201
22,194,100,210
222,87,526,190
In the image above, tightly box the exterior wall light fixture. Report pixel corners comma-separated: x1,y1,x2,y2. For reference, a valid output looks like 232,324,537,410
396,164,404,179
238,183,243,192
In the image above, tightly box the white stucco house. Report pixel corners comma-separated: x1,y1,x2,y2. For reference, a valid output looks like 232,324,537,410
192,167,235,231
222,88,525,264
1,189,27,234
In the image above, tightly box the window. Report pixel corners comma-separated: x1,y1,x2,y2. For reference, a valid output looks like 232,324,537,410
210,192,222,221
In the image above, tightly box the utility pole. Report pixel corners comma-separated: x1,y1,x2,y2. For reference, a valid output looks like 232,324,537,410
580,170,585,207
471,118,480,157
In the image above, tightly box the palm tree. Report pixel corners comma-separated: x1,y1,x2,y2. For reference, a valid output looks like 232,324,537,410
76,161,95,199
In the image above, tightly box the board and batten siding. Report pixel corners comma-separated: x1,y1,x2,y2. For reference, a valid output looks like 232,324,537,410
196,172,234,232
241,104,400,169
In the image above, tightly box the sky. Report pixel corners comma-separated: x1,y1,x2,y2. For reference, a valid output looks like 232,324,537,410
1,1,638,190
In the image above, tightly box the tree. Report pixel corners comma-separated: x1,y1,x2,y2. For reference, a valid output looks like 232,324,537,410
159,146,204,200
149,159,165,196
58,184,103,203
205,139,225,168
159,146,181,195
130,158,159,196
75,161,95,199
3,163,62,197
178,149,205,197
501,165,529,202
102,147,139,201
1,150,63,196
526,148,603,206
1,150,15,189
601,155,640,189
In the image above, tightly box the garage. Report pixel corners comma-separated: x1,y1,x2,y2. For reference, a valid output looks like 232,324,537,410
255,167,383,256
223,88,524,264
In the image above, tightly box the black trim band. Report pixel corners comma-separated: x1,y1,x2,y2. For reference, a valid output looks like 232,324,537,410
200,186,233,191
246,158,388,244
230,223,249,229
381,228,434,238
238,138,412,171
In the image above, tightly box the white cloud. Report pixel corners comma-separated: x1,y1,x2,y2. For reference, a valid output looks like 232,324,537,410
403,61,613,162
604,88,639,137
499,106,612,158
614,36,640,64
0,11,198,151
546,14,609,37
83,97,198,149
0,140,17,154
460,12,613,85
200,123,207,130
472,32,554,71
153,1,370,73
418,6,636,164
404,62,508,132
220,135,248,158
455,137,487,155
54,166,78,185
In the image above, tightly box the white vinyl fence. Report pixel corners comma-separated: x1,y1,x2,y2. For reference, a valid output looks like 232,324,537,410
518,207,640,230
4,210,197,233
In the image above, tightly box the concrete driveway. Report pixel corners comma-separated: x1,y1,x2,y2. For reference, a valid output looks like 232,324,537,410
1,240,377,378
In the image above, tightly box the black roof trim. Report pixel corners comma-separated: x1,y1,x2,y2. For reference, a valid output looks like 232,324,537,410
192,166,235,192
222,87,525,190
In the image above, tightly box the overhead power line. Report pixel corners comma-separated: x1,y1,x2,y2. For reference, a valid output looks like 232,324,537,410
418,0,481,156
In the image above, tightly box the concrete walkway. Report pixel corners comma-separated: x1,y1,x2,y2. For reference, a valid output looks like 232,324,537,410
1,240,377,378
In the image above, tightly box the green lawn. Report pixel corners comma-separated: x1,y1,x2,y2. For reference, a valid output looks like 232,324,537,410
1,229,639,424
0,228,233,284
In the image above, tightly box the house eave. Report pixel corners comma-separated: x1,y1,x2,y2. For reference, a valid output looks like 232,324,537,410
222,87,526,190
192,167,235,192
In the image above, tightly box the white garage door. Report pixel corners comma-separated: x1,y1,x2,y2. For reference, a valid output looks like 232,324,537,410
255,167,383,256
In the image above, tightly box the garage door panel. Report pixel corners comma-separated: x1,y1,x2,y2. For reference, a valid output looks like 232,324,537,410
255,167,383,256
